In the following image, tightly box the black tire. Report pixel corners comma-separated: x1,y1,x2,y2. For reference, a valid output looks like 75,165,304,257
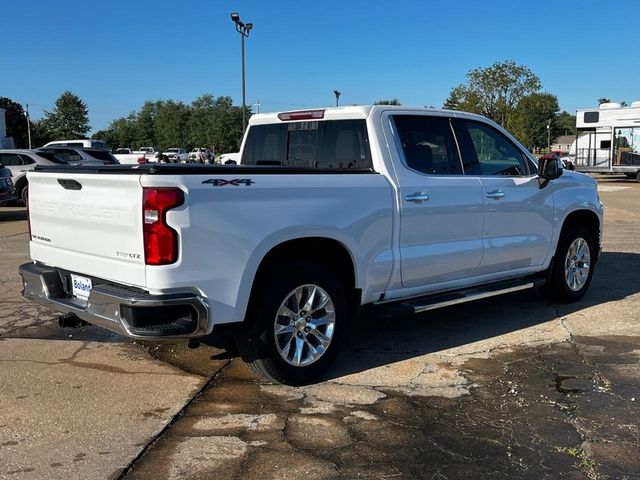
19,183,28,206
543,224,595,302
236,261,347,385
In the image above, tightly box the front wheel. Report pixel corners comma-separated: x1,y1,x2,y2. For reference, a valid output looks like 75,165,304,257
236,261,347,385
19,183,28,206
543,225,595,302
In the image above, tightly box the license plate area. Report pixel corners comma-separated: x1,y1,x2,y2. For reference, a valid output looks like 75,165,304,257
70,274,92,300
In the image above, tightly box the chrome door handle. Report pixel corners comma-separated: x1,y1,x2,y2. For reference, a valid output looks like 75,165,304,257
405,192,430,203
486,190,505,199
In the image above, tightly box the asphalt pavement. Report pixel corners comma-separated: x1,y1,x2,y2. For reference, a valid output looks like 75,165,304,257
1,175,639,479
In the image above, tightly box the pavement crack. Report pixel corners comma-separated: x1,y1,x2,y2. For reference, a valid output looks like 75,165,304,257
115,358,232,480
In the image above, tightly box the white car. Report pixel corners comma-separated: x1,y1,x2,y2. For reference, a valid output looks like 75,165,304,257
219,152,239,164
0,149,67,204
162,148,188,163
42,139,110,150
20,106,603,384
189,148,212,163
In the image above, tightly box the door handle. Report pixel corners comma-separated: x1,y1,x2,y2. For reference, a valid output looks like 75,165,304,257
405,192,430,203
486,190,505,199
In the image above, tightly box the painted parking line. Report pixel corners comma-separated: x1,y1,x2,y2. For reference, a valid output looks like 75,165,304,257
597,186,632,192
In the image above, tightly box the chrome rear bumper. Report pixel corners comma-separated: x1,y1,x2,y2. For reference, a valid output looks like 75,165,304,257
19,262,209,340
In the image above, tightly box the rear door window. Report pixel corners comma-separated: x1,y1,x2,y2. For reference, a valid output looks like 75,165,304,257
392,115,463,175
242,119,373,169
0,153,23,166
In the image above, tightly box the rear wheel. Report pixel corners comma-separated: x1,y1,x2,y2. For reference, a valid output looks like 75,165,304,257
236,261,347,385
543,224,595,302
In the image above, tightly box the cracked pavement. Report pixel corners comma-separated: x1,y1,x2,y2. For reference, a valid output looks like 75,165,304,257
1,177,640,479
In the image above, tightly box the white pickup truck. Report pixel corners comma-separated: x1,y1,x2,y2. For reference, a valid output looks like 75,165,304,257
20,106,603,384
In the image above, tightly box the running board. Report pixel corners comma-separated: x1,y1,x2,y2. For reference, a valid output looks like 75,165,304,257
378,278,542,318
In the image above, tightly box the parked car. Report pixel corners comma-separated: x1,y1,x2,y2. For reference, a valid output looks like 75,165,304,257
0,163,16,206
37,147,120,165
219,152,239,164
162,148,188,163
42,139,110,150
114,148,132,154
20,106,603,385
113,147,160,164
189,148,212,163
0,149,67,204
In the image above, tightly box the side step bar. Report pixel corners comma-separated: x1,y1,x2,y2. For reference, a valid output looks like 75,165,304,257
378,278,544,318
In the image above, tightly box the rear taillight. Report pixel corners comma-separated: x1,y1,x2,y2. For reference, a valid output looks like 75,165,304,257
137,157,146,164
142,187,184,265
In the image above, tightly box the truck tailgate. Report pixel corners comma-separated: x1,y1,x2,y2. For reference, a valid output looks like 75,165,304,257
27,171,146,287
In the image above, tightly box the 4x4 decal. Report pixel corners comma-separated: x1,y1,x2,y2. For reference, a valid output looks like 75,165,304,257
202,178,255,187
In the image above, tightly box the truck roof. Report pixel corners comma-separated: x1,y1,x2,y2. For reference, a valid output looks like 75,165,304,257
249,105,467,125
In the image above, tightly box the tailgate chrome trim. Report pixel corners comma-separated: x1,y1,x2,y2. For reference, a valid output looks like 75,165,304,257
19,262,210,340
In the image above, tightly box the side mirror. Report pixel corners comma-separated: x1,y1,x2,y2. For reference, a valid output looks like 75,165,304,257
538,158,563,188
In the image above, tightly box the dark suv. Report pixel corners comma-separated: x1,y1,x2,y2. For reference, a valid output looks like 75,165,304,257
0,164,17,206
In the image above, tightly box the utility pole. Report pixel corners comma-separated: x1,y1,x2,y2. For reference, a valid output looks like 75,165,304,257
25,104,32,149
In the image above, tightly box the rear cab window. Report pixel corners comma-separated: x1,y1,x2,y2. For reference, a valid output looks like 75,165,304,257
242,119,373,170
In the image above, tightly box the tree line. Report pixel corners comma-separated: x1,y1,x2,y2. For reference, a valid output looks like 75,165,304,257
93,95,246,153
0,92,246,153
4,61,625,154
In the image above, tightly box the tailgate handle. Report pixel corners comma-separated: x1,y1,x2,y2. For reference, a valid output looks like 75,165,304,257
57,179,83,190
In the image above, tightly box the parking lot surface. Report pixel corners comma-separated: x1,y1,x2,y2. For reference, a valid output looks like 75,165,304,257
1,175,639,479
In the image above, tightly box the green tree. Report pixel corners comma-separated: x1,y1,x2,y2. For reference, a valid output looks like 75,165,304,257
0,97,30,147
154,100,190,151
556,111,576,136
374,98,401,105
93,114,137,149
41,91,90,139
443,60,541,128
510,93,561,151
188,94,217,148
31,119,54,147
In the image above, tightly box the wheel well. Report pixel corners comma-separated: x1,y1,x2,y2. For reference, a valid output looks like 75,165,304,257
561,210,601,260
247,237,358,318
254,237,355,290
14,176,27,193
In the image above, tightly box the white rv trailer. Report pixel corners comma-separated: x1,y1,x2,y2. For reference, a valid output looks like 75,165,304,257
572,101,640,179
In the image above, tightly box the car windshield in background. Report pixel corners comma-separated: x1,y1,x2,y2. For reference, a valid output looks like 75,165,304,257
242,119,373,169
167,149,179,153
36,151,67,164
84,149,119,164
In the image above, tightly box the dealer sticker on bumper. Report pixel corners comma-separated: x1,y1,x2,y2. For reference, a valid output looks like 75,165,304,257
71,274,92,300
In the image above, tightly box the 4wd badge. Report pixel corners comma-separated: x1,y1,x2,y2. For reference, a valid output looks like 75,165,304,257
202,178,255,187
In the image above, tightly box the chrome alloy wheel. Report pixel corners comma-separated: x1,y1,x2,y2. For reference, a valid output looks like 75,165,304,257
564,237,591,291
273,284,336,367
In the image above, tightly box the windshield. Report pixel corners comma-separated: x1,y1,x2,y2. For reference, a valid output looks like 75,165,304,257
167,148,179,153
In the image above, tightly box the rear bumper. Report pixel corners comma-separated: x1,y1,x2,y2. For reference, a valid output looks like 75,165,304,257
19,262,210,340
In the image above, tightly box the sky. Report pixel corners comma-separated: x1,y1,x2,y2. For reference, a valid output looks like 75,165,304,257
3,0,639,133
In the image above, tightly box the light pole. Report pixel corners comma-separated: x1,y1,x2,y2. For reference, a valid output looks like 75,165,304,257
333,90,341,107
547,119,551,153
231,12,253,134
